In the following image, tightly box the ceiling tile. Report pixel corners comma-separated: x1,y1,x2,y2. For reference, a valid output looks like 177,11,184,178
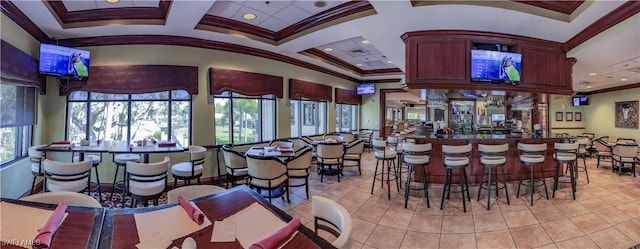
132,0,159,8
207,1,243,18
62,0,98,12
274,4,311,25
95,0,133,9
259,17,289,32
231,6,269,25
611,59,640,69
611,70,637,77
243,1,291,15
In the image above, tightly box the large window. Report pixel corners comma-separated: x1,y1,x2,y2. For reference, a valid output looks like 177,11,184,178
336,104,358,132
214,92,276,145
1,84,35,166
67,90,191,145
291,99,327,137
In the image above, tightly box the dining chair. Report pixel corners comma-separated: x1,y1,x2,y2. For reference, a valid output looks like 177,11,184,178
246,154,289,203
342,139,364,175
29,145,46,194
312,196,352,249
72,152,103,200
612,144,637,177
284,145,313,199
43,159,93,195
166,185,225,204
222,145,249,188
616,138,637,145
317,142,344,182
127,157,170,207
341,133,355,143
268,139,294,148
594,138,613,168
171,146,206,188
20,192,102,208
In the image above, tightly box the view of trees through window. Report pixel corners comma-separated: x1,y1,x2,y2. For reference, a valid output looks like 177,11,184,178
1,84,33,165
214,93,275,145
336,104,358,132
291,99,327,137
67,91,191,146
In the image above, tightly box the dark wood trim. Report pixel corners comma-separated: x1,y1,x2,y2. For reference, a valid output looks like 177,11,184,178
1,0,51,42
364,78,403,83
335,88,361,105
401,30,563,47
44,0,171,26
516,1,584,15
209,68,284,98
564,1,640,51
379,88,406,138
300,48,403,77
289,79,333,102
551,127,586,130
579,84,640,96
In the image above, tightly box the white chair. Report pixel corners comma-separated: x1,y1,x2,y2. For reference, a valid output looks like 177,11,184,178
246,154,289,203
20,192,102,208
166,185,226,204
341,133,355,143
402,142,432,209
268,139,294,148
222,145,249,188
172,146,206,187
285,145,313,199
477,143,509,210
594,138,613,168
72,153,103,200
317,143,344,182
43,159,92,194
127,157,170,207
324,134,342,141
517,143,549,206
440,144,472,212
312,196,352,249
110,153,141,203
343,140,365,175
371,139,399,200
552,142,578,200
29,145,46,194
612,144,637,177
575,136,590,183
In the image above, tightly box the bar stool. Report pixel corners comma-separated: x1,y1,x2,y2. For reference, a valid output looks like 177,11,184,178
387,136,405,187
516,143,549,206
440,144,472,212
29,145,46,194
371,139,400,200
402,143,432,208
552,142,578,200
477,143,510,210
73,153,103,201
110,153,141,204
575,136,590,183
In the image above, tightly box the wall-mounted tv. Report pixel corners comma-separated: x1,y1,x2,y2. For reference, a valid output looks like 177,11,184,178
572,96,589,106
357,83,375,95
471,50,521,85
491,113,505,122
39,44,91,79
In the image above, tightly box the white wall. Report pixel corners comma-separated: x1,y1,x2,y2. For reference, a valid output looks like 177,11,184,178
583,88,640,141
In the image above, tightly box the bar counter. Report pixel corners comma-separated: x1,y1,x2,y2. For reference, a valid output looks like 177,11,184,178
402,134,562,184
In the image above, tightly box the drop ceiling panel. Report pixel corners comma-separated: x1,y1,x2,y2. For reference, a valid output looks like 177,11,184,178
207,1,242,17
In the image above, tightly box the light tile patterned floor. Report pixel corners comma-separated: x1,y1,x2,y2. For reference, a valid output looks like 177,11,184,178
266,152,640,249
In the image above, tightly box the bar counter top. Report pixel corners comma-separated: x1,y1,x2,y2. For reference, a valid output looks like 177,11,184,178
404,133,553,140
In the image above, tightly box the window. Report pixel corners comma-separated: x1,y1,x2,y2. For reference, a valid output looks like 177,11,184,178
1,84,35,166
336,104,358,132
214,92,276,145
67,90,191,146
291,99,327,137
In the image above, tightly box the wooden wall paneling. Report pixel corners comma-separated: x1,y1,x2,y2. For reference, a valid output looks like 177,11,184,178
411,39,468,82
335,88,361,105
520,47,568,88
209,68,283,98
289,79,332,102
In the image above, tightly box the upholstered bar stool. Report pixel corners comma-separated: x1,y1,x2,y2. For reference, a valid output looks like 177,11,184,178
440,144,472,212
477,143,510,210
371,139,399,200
73,153,103,201
110,153,141,203
387,136,404,187
553,142,578,200
402,143,432,208
516,143,549,206
29,145,46,194
575,136,590,183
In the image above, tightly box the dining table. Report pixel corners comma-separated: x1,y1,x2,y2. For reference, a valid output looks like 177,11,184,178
37,141,114,161
245,146,295,158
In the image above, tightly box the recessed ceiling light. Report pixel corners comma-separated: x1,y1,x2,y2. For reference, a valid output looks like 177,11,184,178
586,85,592,89
621,78,628,81
356,64,363,67
242,13,257,20
323,48,333,52
588,72,597,76
386,60,393,64
106,0,119,3
361,40,370,44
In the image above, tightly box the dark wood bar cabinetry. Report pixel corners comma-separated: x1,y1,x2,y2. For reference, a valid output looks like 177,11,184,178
405,135,561,184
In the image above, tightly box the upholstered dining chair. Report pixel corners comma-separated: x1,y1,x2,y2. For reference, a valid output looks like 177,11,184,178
312,196,352,249
594,138,613,168
284,145,313,199
612,144,637,177
29,145,46,194
316,142,344,182
171,146,206,187
20,192,102,208
268,139,294,148
43,159,92,195
342,139,365,175
340,133,355,143
127,157,170,207
72,152,103,200
246,154,289,203
166,185,226,204
222,145,249,188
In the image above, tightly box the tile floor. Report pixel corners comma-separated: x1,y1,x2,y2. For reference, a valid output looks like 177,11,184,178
267,152,640,249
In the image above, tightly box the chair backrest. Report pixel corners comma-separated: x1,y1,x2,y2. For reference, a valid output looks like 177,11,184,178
597,136,609,143
478,143,508,156
20,192,102,208
268,139,294,148
127,157,170,181
189,145,207,163
372,139,387,151
312,196,352,249
554,142,579,155
341,133,355,143
222,145,248,170
402,143,432,155
300,136,313,145
246,155,287,180
517,143,547,154
344,140,364,154
442,144,472,156
317,143,344,159
29,145,46,174
44,159,92,179
166,185,225,204
286,145,313,170
575,137,590,154
612,144,638,157
324,134,342,141
594,138,610,152
616,138,637,145
28,145,45,159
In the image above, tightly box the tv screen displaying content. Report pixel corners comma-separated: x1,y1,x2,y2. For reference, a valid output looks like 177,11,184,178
491,113,506,122
39,44,91,79
357,83,375,95
572,96,589,106
471,50,521,84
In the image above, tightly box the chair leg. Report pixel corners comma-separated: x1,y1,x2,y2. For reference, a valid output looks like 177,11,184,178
197,177,201,185
569,161,577,200
553,162,560,198
94,166,102,201
286,181,290,203
501,166,510,205
477,166,485,202
31,176,37,195
386,159,391,200
110,165,120,201
305,178,309,199
404,164,413,208
371,160,380,194
582,156,589,183
530,165,535,206
440,168,450,210
173,178,177,188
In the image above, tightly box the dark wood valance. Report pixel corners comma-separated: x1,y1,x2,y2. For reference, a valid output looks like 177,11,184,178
59,65,198,96
289,79,332,102
209,68,283,98
1,40,46,94
335,88,361,105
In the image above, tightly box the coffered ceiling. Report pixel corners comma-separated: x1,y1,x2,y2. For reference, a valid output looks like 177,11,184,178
3,0,640,93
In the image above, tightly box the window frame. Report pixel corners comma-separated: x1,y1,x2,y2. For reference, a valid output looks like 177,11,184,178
336,103,359,132
291,98,328,136
213,93,277,145
0,84,35,168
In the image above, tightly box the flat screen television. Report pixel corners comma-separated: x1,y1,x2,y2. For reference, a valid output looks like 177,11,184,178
39,44,91,79
491,113,505,122
572,96,589,106
471,50,521,85
357,83,375,95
